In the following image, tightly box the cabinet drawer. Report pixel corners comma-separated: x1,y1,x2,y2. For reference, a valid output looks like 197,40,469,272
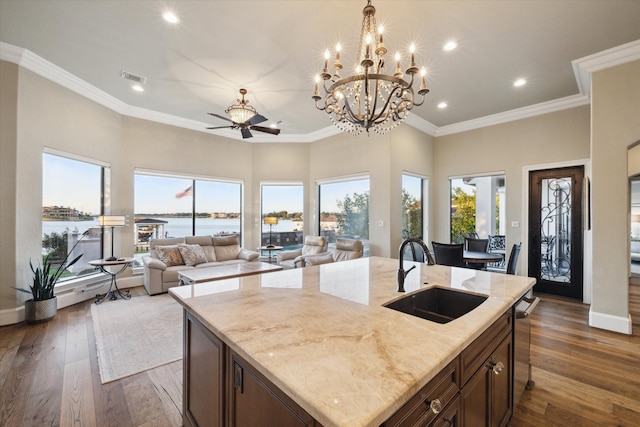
384,358,459,427
459,310,512,386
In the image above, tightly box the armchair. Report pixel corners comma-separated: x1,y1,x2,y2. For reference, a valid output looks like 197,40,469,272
304,238,363,266
277,235,328,269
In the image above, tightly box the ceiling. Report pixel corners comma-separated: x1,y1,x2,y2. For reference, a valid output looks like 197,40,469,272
1,0,640,141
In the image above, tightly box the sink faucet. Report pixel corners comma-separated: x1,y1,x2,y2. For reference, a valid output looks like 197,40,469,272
397,238,435,292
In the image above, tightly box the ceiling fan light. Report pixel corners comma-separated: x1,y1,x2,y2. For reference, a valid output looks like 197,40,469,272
228,106,256,124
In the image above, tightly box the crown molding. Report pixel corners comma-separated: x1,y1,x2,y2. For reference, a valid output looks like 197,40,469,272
405,114,438,137
3,40,640,141
572,39,640,99
435,94,590,137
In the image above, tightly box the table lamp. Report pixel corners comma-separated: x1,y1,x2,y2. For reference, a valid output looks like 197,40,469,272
97,215,126,261
263,216,279,248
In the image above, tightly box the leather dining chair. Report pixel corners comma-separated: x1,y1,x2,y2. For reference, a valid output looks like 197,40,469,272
506,243,522,275
431,242,465,267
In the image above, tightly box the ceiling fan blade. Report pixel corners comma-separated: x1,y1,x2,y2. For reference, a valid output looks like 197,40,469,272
241,128,253,139
247,114,268,125
206,125,233,130
250,125,281,136
208,112,234,123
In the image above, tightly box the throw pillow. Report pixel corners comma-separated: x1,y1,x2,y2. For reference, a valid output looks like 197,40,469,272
155,245,184,267
178,243,208,266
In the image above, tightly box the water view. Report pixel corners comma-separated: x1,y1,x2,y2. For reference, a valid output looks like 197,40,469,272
43,217,300,239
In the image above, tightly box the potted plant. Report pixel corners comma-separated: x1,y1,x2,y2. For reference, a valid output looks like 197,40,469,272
13,241,83,324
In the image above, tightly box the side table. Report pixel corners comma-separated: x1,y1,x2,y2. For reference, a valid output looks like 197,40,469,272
258,245,283,264
89,257,134,304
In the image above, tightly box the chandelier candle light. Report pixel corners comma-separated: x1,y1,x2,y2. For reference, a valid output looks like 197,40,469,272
313,0,429,135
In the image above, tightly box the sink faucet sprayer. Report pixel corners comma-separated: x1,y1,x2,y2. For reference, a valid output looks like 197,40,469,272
397,238,435,293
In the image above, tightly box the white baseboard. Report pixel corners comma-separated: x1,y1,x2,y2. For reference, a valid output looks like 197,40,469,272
589,308,633,335
0,275,145,326
0,306,24,327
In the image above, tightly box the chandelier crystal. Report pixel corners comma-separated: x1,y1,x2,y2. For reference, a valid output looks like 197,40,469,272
312,0,429,135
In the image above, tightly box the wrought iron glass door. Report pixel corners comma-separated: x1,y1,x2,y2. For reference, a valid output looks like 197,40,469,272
528,167,584,300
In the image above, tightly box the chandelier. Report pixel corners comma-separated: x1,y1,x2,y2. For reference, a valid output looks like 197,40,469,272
312,0,429,135
226,88,256,124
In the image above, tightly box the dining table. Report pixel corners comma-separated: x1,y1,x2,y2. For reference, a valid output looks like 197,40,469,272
463,250,504,264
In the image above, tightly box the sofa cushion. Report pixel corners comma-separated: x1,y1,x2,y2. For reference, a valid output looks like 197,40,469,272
185,236,214,246
213,234,241,261
178,244,208,266
201,245,217,262
215,244,241,261
155,245,184,267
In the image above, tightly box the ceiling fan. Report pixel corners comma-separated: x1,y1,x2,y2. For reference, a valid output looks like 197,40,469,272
207,88,281,139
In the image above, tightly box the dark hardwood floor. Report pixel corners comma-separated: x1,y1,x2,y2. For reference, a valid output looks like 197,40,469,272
1,284,638,426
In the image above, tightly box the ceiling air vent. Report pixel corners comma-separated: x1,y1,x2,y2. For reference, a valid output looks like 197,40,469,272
120,70,147,84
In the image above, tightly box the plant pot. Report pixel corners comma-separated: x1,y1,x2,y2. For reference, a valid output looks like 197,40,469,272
24,297,57,324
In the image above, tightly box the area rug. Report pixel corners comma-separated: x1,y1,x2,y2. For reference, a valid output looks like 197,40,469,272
91,294,183,384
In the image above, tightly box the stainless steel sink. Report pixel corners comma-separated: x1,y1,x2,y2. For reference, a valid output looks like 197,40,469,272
384,287,488,324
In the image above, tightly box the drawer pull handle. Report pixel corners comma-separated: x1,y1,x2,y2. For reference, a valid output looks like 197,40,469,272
487,361,505,375
427,398,443,414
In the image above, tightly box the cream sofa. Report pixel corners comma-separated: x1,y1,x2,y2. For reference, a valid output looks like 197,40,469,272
142,235,259,295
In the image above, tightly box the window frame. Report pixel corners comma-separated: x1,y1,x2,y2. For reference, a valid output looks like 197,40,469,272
43,148,110,289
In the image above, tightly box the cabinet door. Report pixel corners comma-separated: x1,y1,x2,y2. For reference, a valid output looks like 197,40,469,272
460,359,490,426
228,351,317,427
460,333,512,427
184,312,225,427
490,335,512,427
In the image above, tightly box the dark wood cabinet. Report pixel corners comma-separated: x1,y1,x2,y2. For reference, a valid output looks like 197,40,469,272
460,311,513,427
383,358,459,427
182,309,514,427
183,311,225,427
228,351,318,427
431,395,461,427
183,312,318,427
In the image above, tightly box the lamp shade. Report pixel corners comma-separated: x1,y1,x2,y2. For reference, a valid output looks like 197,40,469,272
97,215,126,227
264,216,279,225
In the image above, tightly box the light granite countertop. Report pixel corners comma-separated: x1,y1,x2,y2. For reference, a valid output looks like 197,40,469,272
169,256,536,427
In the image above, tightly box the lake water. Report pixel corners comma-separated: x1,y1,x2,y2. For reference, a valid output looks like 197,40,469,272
42,217,300,238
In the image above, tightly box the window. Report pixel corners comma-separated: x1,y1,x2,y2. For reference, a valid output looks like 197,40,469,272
402,174,426,240
318,177,370,246
134,172,242,260
261,184,304,249
42,152,105,282
450,174,505,243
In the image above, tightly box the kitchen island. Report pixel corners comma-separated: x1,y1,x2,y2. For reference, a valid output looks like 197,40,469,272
169,256,536,427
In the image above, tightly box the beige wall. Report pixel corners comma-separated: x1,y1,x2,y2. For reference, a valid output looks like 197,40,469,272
590,59,640,331
434,107,591,274
0,61,18,311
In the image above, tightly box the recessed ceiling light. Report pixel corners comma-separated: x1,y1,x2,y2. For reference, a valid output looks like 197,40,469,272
132,84,144,92
270,123,277,129
514,78,527,87
163,11,179,24
443,41,457,51
438,102,448,109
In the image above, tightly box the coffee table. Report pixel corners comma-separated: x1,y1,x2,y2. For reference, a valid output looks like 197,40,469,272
178,262,283,286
